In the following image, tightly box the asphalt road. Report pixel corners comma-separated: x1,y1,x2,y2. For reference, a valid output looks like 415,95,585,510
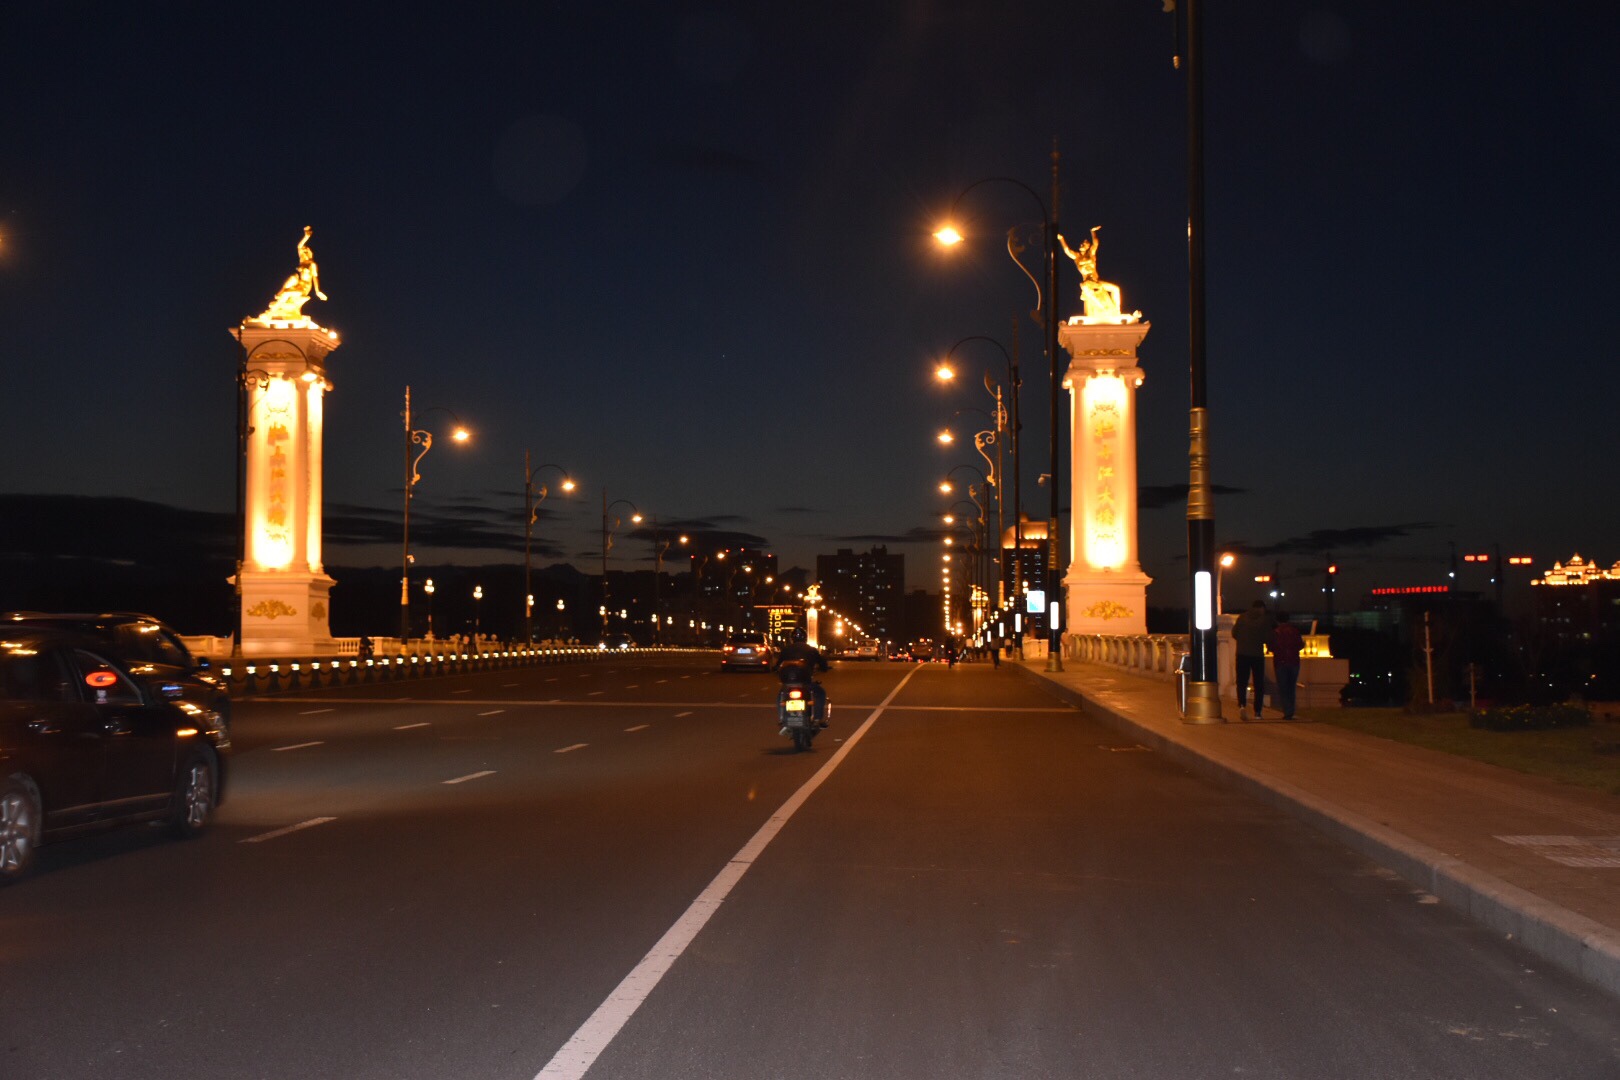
2,654,1616,1079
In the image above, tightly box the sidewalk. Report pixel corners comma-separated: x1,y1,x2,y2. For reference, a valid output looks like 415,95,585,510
1013,658,1620,999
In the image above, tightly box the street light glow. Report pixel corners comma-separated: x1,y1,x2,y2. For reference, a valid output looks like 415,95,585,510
933,225,963,246
451,427,471,443
935,364,956,381
937,429,954,444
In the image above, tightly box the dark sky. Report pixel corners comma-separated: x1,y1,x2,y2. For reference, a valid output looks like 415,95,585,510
1,2,1615,615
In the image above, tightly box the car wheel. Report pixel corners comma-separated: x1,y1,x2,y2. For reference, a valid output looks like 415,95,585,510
169,749,218,839
1,775,42,883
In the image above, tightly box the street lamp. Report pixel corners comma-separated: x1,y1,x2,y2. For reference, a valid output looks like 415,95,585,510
424,578,436,639
401,385,470,643
523,453,574,644
934,334,1021,621
473,584,483,641
934,153,1064,670
601,493,641,638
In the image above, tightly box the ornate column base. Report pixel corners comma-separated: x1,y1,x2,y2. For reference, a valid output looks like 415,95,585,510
238,570,336,657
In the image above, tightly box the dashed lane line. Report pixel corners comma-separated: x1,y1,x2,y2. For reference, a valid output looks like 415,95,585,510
624,724,650,732
554,743,589,754
299,708,334,715
443,770,497,785
675,711,693,718
273,741,324,752
478,709,506,716
241,817,336,844
395,721,431,730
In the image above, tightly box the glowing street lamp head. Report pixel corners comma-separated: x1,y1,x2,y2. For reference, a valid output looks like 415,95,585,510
631,513,643,525
939,481,953,494
450,427,471,443
943,514,955,525
937,429,955,444
560,478,576,492
935,364,956,382
933,224,963,246
1219,553,1236,569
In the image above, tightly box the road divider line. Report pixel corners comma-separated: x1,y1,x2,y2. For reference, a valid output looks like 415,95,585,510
503,683,519,688
452,689,473,694
587,691,605,696
624,724,650,732
534,665,921,1080
675,711,693,718
395,721,432,730
241,817,336,844
554,743,589,754
443,770,496,785
299,708,334,715
478,709,506,716
273,741,324,752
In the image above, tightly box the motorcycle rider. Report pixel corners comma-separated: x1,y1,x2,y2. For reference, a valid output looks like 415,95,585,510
774,627,830,725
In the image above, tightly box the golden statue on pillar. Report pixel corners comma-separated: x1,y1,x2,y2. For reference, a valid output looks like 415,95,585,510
1059,225,1137,323
252,226,327,324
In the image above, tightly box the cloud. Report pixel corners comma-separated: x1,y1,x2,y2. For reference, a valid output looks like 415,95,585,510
827,526,947,545
1139,483,1247,510
1231,523,1445,558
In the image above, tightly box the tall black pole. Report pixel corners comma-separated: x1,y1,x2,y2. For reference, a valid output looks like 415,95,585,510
1183,0,1222,721
400,386,413,644
1010,315,1024,660
233,327,248,659
1045,144,1064,671
523,451,534,646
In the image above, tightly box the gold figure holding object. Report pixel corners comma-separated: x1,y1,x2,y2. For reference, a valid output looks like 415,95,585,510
253,226,327,323
1059,225,1129,322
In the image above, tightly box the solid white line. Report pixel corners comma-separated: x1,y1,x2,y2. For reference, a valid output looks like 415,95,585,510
273,741,324,752
626,685,639,689
554,743,589,754
675,711,693,718
299,708,334,715
534,666,921,1080
240,817,336,844
395,721,431,730
478,709,506,716
624,724,650,732
587,691,605,696
443,770,496,785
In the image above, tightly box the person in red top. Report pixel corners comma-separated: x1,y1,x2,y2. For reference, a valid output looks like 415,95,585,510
1269,613,1306,721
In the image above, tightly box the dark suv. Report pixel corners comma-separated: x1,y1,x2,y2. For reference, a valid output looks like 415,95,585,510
1,612,229,726
1,627,231,882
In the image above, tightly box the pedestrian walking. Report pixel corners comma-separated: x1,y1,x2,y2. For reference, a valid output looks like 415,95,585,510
1231,600,1275,720
1269,612,1305,721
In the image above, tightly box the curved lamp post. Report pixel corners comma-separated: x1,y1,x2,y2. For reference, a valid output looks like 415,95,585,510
401,386,470,643
934,154,1065,671
523,454,574,644
938,405,1006,615
601,494,642,638
935,333,1021,628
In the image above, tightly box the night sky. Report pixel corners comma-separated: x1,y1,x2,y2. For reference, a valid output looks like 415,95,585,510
1,3,1615,619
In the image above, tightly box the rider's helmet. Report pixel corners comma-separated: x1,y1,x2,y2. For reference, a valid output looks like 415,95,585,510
791,627,807,643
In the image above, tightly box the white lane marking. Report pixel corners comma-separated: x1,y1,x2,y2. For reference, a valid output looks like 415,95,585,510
478,709,506,716
587,691,605,696
655,679,667,684
299,708,334,715
259,697,1073,713
675,711,693,718
241,817,336,844
625,724,650,732
554,743,588,754
452,689,473,695
273,741,324,752
626,685,639,689
546,678,560,683
534,666,921,1080
503,683,519,688
395,721,432,730
443,770,496,785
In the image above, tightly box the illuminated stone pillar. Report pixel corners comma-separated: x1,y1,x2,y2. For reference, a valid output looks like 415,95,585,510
234,321,340,656
1060,317,1152,636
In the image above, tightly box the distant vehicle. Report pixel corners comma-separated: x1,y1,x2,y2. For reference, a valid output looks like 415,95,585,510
721,632,774,672
908,639,936,662
1,628,231,883
2,612,230,725
596,634,632,651
843,643,881,661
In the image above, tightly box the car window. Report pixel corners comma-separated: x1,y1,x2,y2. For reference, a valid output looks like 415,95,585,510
72,649,144,706
112,623,190,666
0,647,77,702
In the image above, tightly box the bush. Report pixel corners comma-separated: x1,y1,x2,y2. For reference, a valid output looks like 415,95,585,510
1468,704,1592,732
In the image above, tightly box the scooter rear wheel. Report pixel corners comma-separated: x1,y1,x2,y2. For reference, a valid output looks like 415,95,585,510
791,728,812,751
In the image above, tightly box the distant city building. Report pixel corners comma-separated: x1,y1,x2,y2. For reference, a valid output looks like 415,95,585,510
815,545,903,642
1531,554,1620,691
1533,553,1620,587
1001,514,1050,634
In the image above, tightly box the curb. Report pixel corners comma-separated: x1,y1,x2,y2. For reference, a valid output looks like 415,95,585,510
1015,663,1620,1001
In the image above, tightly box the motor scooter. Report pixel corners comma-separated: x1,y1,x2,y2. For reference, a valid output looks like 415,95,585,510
776,680,828,751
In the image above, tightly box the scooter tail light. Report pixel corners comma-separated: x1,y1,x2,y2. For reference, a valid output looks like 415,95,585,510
788,689,803,700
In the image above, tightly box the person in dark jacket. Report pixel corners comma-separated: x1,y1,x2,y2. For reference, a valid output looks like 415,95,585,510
774,628,829,724
1268,613,1305,721
1231,600,1275,720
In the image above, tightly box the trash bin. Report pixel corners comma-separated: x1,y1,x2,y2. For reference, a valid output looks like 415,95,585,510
1175,652,1191,717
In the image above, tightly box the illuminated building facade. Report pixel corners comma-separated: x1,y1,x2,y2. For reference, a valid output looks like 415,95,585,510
815,545,903,643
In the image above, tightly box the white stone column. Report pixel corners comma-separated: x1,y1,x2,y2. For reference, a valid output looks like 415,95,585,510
1060,318,1153,635
234,322,340,656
